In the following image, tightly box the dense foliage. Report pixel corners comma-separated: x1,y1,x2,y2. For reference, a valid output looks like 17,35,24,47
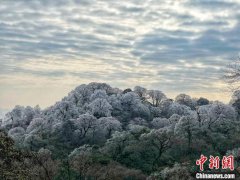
1,82,240,179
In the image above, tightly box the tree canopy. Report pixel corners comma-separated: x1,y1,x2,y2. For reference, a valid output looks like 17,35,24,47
1,82,240,179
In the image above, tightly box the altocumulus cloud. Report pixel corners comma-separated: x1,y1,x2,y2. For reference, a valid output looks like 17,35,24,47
0,0,240,108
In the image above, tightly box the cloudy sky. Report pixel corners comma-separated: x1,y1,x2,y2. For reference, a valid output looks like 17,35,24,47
1,0,240,110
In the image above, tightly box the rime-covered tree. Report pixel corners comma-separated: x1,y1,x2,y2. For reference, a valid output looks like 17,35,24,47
174,112,198,152
26,118,46,134
108,94,123,117
134,86,147,100
196,102,239,152
151,117,170,129
53,100,79,122
129,117,148,127
197,97,209,106
230,90,240,116
8,127,25,146
140,127,173,171
147,90,166,107
175,94,194,109
74,113,98,139
98,117,122,139
89,98,112,118
90,89,108,101
168,102,191,117
2,106,25,129
197,102,237,134
121,92,150,122
159,98,173,117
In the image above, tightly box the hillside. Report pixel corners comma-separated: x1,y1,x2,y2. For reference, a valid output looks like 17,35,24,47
1,82,240,179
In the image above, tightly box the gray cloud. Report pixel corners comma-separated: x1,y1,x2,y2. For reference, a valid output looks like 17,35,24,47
133,27,240,63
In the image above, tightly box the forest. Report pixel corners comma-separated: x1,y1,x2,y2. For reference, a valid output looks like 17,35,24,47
0,82,240,179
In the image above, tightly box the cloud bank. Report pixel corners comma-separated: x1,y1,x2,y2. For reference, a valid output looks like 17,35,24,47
1,0,240,108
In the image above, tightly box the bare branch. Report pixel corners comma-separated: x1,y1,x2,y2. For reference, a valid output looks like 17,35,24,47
223,55,240,91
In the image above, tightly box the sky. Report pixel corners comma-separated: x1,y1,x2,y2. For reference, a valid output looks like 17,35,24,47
1,0,240,110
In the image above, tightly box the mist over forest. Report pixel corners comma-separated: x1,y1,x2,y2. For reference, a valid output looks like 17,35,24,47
1,82,240,179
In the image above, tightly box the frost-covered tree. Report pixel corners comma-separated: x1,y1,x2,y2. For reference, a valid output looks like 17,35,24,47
108,94,123,117
151,118,170,129
73,113,98,138
103,131,130,160
121,92,140,109
149,106,162,118
147,90,166,107
69,144,93,158
174,112,199,152
87,82,114,96
120,92,150,121
121,92,140,120
128,124,149,138
175,94,196,109
104,125,146,152
34,105,41,115
2,106,25,129
129,117,148,127
69,84,92,105
168,114,181,130
2,105,41,130
140,127,173,170
51,119,77,151
196,102,239,152
24,133,45,151
159,99,173,117
53,100,79,122
66,82,112,107
99,117,122,138
122,88,132,94
90,90,108,102
230,90,240,103
197,97,209,106
23,106,36,126
67,91,84,107
132,103,151,120
168,114,181,125
8,127,25,145
103,125,151,172
168,103,191,117
134,86,147,100
197,102,237,134
26,118,46,134
230,90,240,115
89,98,112,118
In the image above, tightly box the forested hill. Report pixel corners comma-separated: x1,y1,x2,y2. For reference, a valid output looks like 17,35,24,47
1,82,240,179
